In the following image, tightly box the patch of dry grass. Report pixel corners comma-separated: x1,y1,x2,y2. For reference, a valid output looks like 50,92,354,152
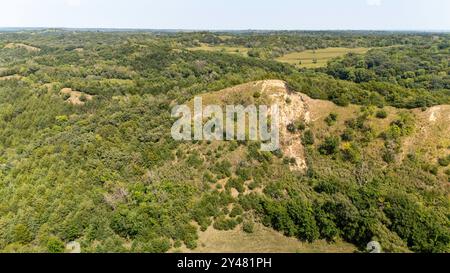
0,75,21,81
4,43,40,52
60,88,93,105
276,47,370,68
175,224,356,253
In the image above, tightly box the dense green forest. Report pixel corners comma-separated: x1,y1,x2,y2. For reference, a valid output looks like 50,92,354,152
0,30,449,253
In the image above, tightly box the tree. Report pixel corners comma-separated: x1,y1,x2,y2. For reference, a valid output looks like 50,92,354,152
47,237,65,253
12,224,32,244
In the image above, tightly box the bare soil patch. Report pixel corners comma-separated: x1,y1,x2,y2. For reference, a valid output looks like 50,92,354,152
60,88,93,105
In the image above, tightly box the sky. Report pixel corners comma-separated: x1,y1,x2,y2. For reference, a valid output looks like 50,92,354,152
0,0,449,31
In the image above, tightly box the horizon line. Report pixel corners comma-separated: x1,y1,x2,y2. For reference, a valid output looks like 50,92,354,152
0,27,449,33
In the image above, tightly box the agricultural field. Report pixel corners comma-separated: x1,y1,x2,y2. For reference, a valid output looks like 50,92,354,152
276,47,370,68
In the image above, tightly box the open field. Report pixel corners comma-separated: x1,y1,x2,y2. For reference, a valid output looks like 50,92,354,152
276,47,370,68
176,224,357,253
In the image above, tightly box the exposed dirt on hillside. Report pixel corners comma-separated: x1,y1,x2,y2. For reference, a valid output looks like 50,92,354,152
0,75,22,81
258,80,336,172
65,241,81,253
260,80,308,171
60,88,93,105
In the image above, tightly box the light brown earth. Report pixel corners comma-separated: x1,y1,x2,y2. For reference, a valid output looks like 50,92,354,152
0,75,22,81
60,88,93,105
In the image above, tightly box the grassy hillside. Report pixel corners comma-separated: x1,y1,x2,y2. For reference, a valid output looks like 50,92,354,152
158,80,450,253
177,224,356,253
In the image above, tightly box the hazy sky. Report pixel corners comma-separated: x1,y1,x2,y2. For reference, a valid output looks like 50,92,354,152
0,0,449,30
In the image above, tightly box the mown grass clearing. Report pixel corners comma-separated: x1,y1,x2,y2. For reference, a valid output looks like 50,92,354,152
276,47,370,68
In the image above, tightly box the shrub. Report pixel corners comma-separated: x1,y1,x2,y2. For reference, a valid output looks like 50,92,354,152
445,169,450,176
236,166,252,181
314,181,340,195
319,137,340,155
247,181,260,190
230,205,244,218
213,216,238,231
438,155,450,167
422,163,439,175
187,152,203,168
302,130,315,146
62,93,71,100
137,238,171,253
287,123,296,133
382,149,396,163
55,115,69,123
12,224,32,244
248,142,272,162
226,178,245,193
296,121,307,131
325,113,338,126
79,94,88,102
430,165,439,176
376,110,388,119
185,239,197,250
203,172,216,184
341,143,361,164
341,128,355,142
47,236,65,253
213,160,232,177
243,221,255,233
